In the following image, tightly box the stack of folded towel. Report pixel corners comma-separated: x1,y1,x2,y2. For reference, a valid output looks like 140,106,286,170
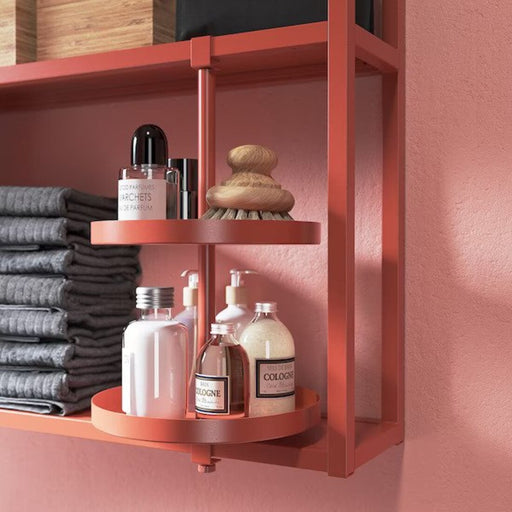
0,187,139,415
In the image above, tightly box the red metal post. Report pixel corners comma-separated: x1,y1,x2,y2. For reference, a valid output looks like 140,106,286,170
381,0,405,438
191,37,216,349
327,0,356,477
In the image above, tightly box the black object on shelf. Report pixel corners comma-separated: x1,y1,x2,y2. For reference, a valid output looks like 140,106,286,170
176,1,374,41
170,158,198,219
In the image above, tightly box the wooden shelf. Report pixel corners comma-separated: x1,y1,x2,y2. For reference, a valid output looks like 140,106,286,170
91,386,320,444
91,220,321,246
0,405,401,473
0,21,398,110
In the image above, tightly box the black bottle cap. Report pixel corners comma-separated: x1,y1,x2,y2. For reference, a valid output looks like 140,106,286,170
131,124,168,166
169,158,198,191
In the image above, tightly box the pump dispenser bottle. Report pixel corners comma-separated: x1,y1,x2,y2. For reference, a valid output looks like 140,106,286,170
215,269,257,338
174,269,198,413
118,124,179,220
195,323,249,418
122,287,187,418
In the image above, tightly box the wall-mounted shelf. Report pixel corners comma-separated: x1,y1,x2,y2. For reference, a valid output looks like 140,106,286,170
91,387,320,444
91,220,321,245
0,0,404,479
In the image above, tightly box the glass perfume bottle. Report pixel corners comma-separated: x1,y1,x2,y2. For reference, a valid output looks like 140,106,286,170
195,323,249,418
122,287,188,419
239,302,295,417
118,124,179,220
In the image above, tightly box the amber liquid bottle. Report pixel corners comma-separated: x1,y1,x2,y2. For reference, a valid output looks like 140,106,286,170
195,323,249,418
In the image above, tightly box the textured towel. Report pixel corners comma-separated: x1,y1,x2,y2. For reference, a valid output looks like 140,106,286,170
0,275,135,310
0,363,121,375
0,369,120,401
0,332,125,347
0,341,120,369
0,217,91,247
0,187,117,221
0,395,97,415
0,308,133,340
0,249,139,280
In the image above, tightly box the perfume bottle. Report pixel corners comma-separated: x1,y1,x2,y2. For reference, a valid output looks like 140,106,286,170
195,323,249,418
122,287,188,419
118,124,179,220
239,302,295,417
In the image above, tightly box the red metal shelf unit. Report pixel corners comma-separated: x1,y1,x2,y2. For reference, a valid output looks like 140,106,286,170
0,0,404,479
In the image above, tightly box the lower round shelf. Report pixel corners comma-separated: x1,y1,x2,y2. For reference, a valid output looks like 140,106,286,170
91,386,320,444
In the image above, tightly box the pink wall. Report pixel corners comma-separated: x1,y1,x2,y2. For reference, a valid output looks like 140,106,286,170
1,1,512,510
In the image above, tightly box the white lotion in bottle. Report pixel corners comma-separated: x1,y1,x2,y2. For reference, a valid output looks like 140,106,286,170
122,287,187,418
174,269,198,414
215,269,257,338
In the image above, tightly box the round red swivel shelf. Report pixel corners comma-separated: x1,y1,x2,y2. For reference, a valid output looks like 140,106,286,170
91,386,320,444
90,219,321,245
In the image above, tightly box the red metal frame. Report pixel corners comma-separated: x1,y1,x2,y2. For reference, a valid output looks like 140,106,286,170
0,1,405,477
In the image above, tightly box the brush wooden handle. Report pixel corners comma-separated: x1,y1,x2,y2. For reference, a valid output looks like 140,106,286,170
206,185,295,212
227,145,278,176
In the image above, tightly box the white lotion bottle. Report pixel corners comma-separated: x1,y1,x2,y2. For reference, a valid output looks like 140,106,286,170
122,287,187,418
239,302,295,417
215,269,257,338
174,269,198,414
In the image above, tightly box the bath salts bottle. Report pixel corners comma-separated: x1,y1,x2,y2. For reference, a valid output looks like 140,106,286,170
122,287,187,418
195,323,249,418
239,302,295,416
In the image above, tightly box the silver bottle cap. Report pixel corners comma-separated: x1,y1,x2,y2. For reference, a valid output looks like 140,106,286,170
254,302,277,313
136,287,174,309
210,323,235,335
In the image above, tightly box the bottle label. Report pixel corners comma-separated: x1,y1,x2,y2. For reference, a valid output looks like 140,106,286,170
195,374,229,414
118,179,167,220
256,358,295,398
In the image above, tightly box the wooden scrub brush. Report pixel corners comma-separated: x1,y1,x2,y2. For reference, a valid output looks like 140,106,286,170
202,144,295,220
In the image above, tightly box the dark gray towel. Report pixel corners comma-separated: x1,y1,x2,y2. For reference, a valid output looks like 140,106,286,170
0,249,140,280
0,369,120,401
0,308,133,340
0,332,125,347
0,217,90,247
0,187,117,221
0,275,135,310
0,381,118,415
0,341,120,369
0,363,121,375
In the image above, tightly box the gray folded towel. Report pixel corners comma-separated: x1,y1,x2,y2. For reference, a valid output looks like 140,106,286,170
0,308,133,340
0,380,118,415
0,369,120,401
0,275,135,311
0,363,121,375
0,187,117,221
0,332,125,346
0,249,140,280
0,217,91,247
0,341,120,369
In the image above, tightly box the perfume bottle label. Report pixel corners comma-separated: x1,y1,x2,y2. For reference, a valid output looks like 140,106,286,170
195,374,229,414
256,358,295,398
118,179,167,220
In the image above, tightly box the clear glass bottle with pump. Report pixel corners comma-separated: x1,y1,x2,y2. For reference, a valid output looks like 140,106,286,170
195,323,249,418
118,124,179,220
239,302,295,417
122,287,188,419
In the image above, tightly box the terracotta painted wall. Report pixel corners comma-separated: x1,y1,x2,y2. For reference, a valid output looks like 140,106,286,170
1,1,512,510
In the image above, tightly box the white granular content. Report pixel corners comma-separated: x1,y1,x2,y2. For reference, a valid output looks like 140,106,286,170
239,318,295,417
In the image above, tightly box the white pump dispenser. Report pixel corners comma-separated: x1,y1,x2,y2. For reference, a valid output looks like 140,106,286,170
215,269,257,338
174,269,198,413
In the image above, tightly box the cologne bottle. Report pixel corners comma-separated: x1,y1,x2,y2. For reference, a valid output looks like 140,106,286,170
239,302,295,416
118,124,179,220
195,323,249,418
122,287,188,418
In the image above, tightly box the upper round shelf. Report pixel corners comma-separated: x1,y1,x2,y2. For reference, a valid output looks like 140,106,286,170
91,219,321,245
91,386,320,444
